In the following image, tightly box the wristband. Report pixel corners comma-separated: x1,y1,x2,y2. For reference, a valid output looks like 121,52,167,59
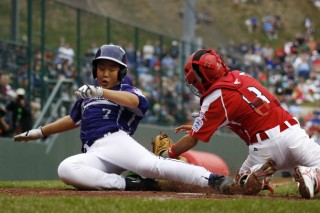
39,126,48,139
39,126,46,137
167,145,178,159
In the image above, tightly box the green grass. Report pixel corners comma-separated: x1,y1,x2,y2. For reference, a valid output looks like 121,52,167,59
0,197,319,213
0,180,319,213
0,180,69,189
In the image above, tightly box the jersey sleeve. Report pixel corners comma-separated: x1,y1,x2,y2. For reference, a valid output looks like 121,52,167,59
190,89,229,142
121,84,149,116
69,98,84,125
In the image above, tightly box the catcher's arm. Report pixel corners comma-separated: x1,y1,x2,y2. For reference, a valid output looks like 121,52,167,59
162,134,198,158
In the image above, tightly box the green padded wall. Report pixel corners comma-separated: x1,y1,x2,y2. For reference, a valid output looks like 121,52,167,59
0,124,247,180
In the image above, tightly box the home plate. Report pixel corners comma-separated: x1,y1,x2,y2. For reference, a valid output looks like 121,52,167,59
178,193,206,196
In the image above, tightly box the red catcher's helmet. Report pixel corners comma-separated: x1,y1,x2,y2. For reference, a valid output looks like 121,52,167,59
184,53,204,97
184,49,230,96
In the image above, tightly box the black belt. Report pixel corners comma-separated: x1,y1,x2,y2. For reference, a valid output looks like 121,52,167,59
82,129,119,153
106,129,119,135
250,118,298,144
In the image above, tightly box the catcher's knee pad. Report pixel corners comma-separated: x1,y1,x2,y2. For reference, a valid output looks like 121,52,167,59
237,159,276,195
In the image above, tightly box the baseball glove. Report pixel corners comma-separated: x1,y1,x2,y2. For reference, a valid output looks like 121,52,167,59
152,133,174,156
237,159,276,195
151,132,188,162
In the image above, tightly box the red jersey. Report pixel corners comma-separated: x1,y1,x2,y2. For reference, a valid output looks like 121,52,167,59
189,71,292,144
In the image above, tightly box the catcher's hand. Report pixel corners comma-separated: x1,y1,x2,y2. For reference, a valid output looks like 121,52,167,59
13,128,44,142
151,133,188,162
75,85,103,99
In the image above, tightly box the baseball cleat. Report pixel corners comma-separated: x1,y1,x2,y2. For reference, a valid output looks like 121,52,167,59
208,173,236,194
294,165,319,199
125,175,161,191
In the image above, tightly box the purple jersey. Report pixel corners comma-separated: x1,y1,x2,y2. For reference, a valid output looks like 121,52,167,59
70,84,149,148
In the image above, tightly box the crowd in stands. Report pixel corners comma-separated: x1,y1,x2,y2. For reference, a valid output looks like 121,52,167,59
1,28,320,142
245,14,284,40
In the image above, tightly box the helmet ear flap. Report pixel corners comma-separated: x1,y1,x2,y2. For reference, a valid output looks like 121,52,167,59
92,64,97,79
118,67,127,82
92,48,101,79
192,50,207,82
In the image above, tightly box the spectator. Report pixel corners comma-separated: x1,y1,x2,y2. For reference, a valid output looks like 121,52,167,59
245,17,259,33
238,39,250,55
284,40,294,55
6,88,32,135
0,104,12,137
305,109,320,144
312,55,320,73
304,16,312,34
0,73,15,104
170,40,180,59
261,43,274,59
262,17,275,40
283,64,296,81
273,15,284,31
292,52,312,80
307,36,317,52
161,53,175,77
54,42,75,66
124,42,136,69
142,40,155,68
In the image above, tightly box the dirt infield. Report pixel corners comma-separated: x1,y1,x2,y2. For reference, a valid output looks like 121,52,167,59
0,181,308,200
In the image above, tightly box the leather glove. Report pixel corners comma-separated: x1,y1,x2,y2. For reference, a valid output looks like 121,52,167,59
14,128,45,142
152,133,174,156
236,159,276,195
75,85,103,99
151,133,188,162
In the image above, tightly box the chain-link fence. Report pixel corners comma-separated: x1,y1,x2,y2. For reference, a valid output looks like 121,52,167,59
0,0,198,130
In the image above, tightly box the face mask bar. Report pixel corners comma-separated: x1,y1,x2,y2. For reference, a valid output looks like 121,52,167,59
186,82,201,97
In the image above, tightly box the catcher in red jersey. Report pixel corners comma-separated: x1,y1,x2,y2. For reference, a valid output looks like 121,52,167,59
160,49,320,199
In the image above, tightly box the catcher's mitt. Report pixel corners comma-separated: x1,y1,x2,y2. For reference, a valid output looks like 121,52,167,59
238,159,276,195
151,133,188,162
152,133,174,156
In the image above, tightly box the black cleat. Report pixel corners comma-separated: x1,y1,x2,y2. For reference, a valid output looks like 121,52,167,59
208,173,236,194
125,176,161,191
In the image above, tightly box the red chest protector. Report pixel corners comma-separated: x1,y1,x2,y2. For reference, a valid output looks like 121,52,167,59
201,71,280,116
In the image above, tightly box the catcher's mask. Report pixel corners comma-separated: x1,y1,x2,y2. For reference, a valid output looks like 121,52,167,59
184,49,230,97
92,44,128,82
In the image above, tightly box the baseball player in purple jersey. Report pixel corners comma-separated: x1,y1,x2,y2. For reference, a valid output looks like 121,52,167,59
13,44,234,192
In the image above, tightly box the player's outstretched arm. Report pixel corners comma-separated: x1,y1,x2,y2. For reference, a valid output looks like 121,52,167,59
13,115,78,142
